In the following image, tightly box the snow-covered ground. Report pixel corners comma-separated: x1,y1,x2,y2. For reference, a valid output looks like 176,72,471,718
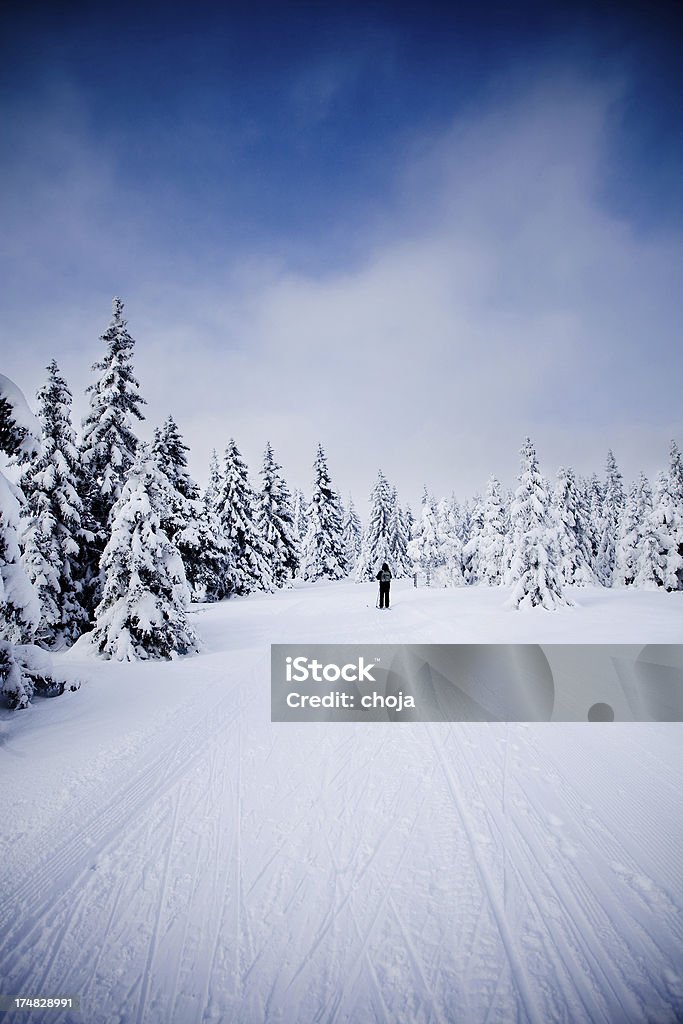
1,581,682,1023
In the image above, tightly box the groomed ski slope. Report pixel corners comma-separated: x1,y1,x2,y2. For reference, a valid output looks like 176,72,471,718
1,580,682,1024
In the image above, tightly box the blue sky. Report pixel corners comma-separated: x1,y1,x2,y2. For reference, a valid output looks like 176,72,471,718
2,0,682,508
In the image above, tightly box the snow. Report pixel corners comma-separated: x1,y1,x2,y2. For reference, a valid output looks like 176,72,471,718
0,373,41,458
0,472,42,647
1,580,682,1023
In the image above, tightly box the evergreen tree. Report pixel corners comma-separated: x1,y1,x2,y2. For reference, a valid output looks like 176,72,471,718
80,297,145,605
292,488,308,547
595,450,624,586
300,445,346,581
204,448,223,514
462,494,484,584
553,466,594,587
666,441,683,590
356,470,394,580
217,439,274,594
507,438,569,610
408,493,441,586
152,415,195,498
0,375,42,648
388,488,413,577
1,375,74,708
583,474,603,571
478,476,507,586
256,442,299,587
643,471,683,591
501,493,517,585
81,297,146,530
19,361,89,645
435,497,465,587
341,495,362,571
614,474,651,588
670,440,683,495
403,504,415,543
441,494,460,539
153,417,228,602
634,508,662,591
92,445,199,660
201,448,235,598
459,498,472,549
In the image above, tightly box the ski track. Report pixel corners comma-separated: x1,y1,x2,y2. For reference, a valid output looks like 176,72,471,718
467,724,683,1022
1,586,682,1023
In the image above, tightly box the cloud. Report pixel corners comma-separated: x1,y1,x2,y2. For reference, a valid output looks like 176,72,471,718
2,71,682,512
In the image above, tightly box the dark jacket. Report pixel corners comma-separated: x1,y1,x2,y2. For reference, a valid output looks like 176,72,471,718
376,568,392,583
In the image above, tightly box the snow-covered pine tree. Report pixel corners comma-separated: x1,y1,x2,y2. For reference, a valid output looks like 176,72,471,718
500,488,515,583
19,361,89,645
81,297,146,530
582,474,603,572
92,444,199,661
1,376,42,648
449,495,466,543
204,449,223,514
595,450,624,586
462,494,484,584
403,504,415,544
666,441,683,590
388,487,413,578
507,438,570,610
152,417,228,602
478,476,507,586
435,497,465,586
642,470,683,591
292,488,308,548
300,445,347,581
670,440,683,494
80,298,146,606
355,470,394,581
152,415,195,497
460,497,472,551
1,375,75,708
634,502,663,591
553,466,594,587
341,495,362,571
217,439,275,595
256,442,299,587
614,474,652,588
408,492,441,586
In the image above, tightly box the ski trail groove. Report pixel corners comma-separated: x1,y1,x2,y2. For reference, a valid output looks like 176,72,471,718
0,691,241,944
386,891,450,1024
0,669,261,1016
322,780,433,1024
135,789,182,1024
457,725,665,1022
459,728,627,1022
425,722,545,1024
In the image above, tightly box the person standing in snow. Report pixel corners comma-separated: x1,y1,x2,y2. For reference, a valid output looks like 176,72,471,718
376,562,392,609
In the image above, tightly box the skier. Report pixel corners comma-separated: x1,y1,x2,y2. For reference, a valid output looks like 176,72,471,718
376,562,392,609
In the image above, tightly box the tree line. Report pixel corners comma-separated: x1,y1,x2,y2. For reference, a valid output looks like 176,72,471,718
1,297,681,707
